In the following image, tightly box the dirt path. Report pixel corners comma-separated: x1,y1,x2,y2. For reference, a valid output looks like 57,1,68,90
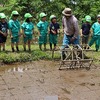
0,60,100,100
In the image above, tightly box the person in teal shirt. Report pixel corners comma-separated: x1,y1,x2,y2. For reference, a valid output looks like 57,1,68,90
21,13,34,51
89,15,100,51
37,12,49,51
8,11,20,52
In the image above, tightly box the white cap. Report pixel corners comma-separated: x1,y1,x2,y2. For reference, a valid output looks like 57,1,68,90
97,15,100,18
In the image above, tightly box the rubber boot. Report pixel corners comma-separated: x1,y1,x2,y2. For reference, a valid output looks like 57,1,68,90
16,46,19,52
44,44,46,51
50,43,52,51
24,47,26,51
12,47,15,52
54,44,56,50
39,44,42,51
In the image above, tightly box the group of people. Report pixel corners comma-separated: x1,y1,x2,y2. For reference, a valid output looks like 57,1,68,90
0,11,34,52
0,10,60,52
0,7,100,52
62,8,100,52
81,14,100,51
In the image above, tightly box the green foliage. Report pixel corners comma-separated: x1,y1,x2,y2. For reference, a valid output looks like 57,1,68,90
0,0,100,23
18,53,32,62
31,50,51,60
0,44,99,64
0,52,32,64
0,0,100,64
1,53,19,64
0,50,52,64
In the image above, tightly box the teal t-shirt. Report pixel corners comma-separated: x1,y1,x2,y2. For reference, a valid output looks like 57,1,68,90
37,20,49,36
8,19,20,36
21,22,34,35
92,22,100,35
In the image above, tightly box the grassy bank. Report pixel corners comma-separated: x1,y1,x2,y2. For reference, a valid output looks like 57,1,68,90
0,34,62,64
0,35,100,64
0,44,56,64
0,44,100,64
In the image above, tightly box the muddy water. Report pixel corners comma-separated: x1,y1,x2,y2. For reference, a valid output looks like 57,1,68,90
0,61,100,100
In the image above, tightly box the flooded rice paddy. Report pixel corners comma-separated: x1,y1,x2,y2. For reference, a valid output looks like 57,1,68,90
0,60,100,100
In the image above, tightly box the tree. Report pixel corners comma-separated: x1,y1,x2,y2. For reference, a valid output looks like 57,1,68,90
0,0,100,23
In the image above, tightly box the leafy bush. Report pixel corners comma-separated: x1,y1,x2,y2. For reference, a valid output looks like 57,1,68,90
31,50,52,60
19,53,32,62
2,53,18,64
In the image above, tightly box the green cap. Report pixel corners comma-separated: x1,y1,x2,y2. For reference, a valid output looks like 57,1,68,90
0,13,2,18
85,15,91,23
10,11,19,19
11,11,19,15
50,15,56,20
0,13,3,18
39,12,47,18
24,13,32,18
0,13,6,19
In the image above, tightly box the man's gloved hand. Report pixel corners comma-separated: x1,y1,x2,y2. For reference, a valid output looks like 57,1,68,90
70,37,75,43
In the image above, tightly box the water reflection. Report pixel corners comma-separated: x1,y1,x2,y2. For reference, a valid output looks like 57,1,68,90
0,65,28,73
7,67,28,73
0,63,35,73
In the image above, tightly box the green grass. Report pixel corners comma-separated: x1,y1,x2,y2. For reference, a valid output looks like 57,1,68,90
0,44,100,64
0,35,100,64
0,44,55,64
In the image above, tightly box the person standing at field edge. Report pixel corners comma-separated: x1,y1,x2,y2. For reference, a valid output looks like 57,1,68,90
37,12,49,51
8,11,21,52
49,15,60,50
21,13,34,51
0,13,8,51
81,15,91,49
89,15,100,52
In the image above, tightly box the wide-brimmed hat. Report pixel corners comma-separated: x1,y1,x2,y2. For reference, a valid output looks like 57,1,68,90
62,8,72,16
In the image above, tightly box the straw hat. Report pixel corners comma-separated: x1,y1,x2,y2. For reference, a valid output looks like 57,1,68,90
62,8,72,16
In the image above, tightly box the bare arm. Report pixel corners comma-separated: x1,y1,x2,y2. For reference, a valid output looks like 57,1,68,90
90,28,93,37
9,29,13,38
0,30,4,35
80,29,82,37
21,29,26,37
